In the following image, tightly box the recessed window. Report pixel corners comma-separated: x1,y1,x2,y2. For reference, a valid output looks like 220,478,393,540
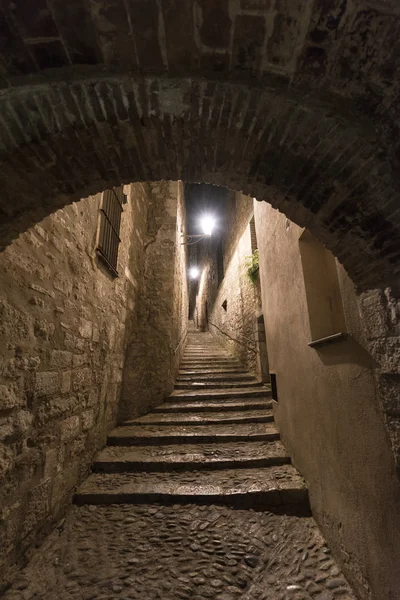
222,299,227,311
96,187,125,276
299,230,346,343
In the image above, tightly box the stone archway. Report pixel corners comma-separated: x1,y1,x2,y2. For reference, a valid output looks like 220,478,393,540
0,0,399,289
0,74,399,292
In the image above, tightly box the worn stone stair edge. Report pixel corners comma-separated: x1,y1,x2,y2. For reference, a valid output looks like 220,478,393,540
170,388,271,400
158,398,273,407
93,457,291,473
75,486,308,510
93,448,291,472
127,417,274,427
107,429,280,446
179,368,245,373
181,357,242,361
150,401,272,413
174,382,261,390
176,374,256,381
74,465,309,510
130,411,274,426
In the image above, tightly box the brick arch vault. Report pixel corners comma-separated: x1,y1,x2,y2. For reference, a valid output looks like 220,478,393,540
0,74,399,291
0,1,399,469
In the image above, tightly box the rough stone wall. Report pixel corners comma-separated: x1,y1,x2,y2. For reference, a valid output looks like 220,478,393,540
0,180,188,590
119,181,188,421
254,201,400,600
359,288,400,471
0,184,147,589
1,72,399,294
171,182,189,374
194,192,262,375
1,3,400,294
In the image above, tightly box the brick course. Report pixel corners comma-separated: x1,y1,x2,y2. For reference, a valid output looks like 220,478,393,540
0,73,398,292
0,2,399,290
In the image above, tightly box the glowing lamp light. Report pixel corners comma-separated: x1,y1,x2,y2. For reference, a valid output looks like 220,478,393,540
199,215,216,237
180,214,217,246
189,266,200,280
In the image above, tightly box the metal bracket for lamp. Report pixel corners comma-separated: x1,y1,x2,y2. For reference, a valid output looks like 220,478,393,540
181,234,210,245
181,216,216,245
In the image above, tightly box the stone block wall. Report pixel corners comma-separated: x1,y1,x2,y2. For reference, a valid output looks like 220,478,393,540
172,182,189,374
119,180,188,421
254,200,400,600
0,186,141,588
359,288,400,471
0,181,188,590
193,192,263,375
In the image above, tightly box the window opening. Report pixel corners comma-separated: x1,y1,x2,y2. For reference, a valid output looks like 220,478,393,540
299,230,346,343
96,186,125,276
222,299,227,311
249,216,258,252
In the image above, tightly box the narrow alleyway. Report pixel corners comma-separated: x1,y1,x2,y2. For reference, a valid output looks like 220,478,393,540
4,333,356,600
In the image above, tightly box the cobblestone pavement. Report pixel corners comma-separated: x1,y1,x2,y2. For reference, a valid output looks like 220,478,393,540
2,332,357,599
4,503,355,600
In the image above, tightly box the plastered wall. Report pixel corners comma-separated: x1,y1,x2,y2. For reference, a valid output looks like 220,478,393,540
254,200,400,600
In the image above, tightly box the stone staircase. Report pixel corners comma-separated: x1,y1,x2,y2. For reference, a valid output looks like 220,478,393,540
75,332,308,509
3,332,357,600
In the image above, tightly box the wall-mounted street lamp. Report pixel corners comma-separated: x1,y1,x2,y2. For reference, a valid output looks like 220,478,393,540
181,214,216,245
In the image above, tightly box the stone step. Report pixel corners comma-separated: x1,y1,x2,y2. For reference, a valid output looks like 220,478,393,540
184,348,223,352
151,398,272,413
185,351,220,354
107,422,279,445
181,357,240,363
174,380,260,390
93,441,290,473
122,408,274,426
75,465,308,508
183,352,231,357
180,362,242,369
181,365,242,370
176,373,256,383
170,387,271,400
179,367,246,374
184,354,229,357
183,356,230,360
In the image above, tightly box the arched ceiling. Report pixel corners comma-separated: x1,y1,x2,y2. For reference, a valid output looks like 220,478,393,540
0,0,399,289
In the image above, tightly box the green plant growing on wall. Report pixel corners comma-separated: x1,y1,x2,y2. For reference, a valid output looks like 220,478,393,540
245,249,259,284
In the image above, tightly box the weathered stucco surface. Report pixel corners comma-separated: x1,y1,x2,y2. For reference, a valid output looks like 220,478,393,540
119,180,188,421
254,201,400,600
0,181,188,590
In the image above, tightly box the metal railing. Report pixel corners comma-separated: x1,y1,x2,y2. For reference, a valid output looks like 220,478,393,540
208,321,258,355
